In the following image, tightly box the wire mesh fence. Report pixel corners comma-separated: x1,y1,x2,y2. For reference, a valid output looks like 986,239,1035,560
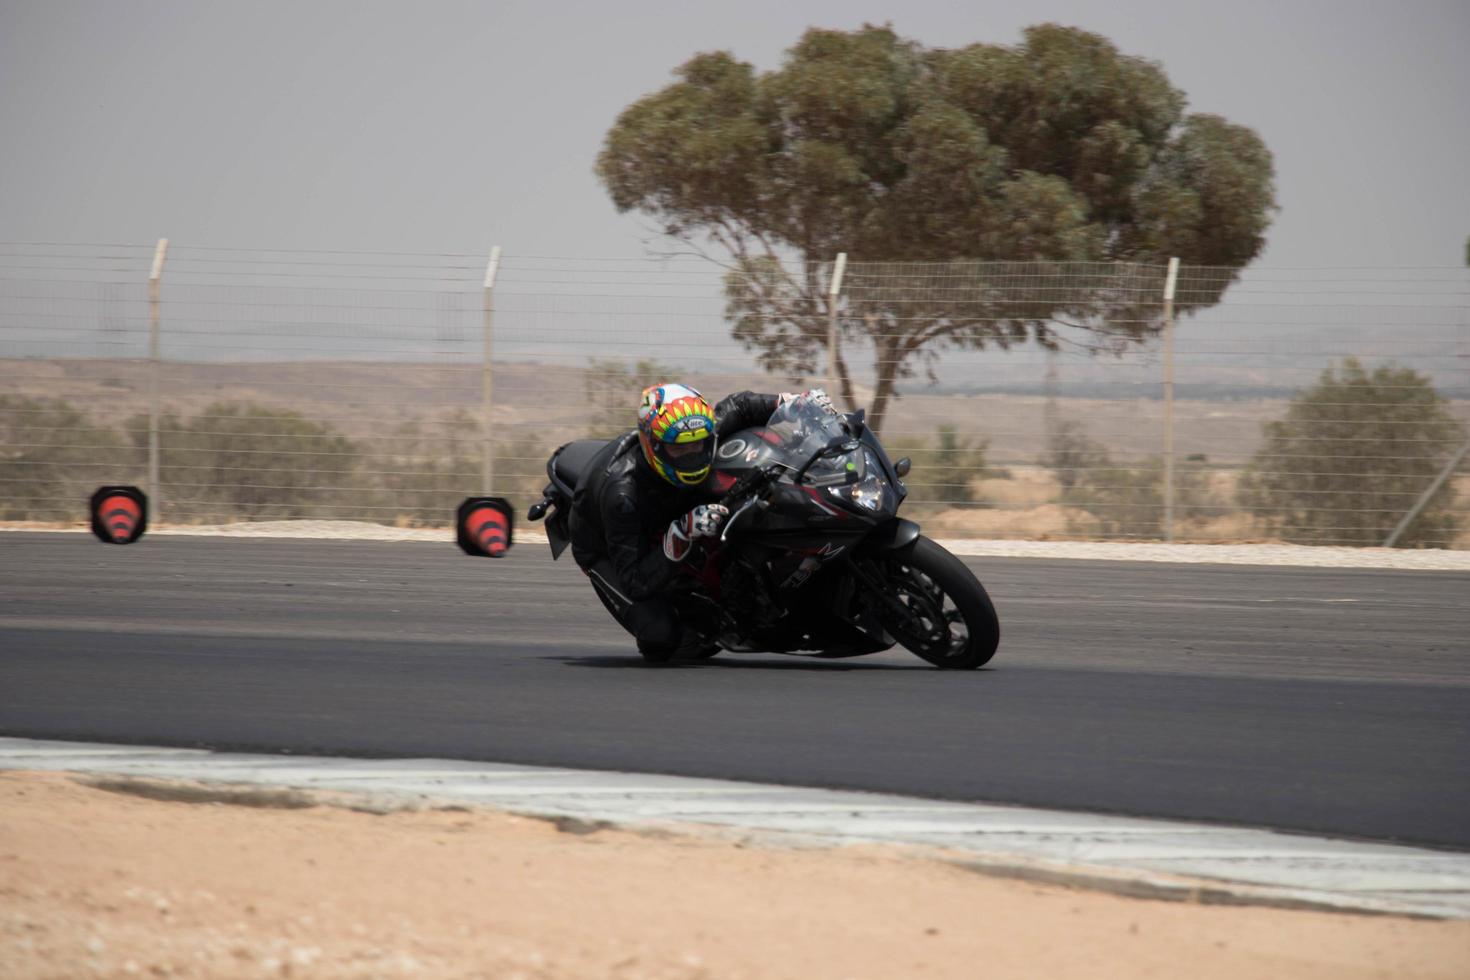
2,242,1467,547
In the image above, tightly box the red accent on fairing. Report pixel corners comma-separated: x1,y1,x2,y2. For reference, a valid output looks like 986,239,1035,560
801,485,848,517
712,472,737,491
754,428,783,445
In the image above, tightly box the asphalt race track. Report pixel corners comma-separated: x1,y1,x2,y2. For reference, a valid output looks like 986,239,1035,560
2,533,1467,848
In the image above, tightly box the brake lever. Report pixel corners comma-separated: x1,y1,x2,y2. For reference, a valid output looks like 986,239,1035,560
717,465,780,542
720,497,768,543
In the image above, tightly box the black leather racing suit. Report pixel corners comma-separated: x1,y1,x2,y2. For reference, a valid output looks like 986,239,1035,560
569,391,778,654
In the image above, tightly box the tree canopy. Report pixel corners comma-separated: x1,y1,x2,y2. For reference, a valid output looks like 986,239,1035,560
1238,359,1465,548
597,23,1277,431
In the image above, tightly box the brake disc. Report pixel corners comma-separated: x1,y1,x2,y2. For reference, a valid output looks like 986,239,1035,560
886,576,949,651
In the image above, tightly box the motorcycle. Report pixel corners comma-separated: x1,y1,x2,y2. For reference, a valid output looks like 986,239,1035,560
527,395,1000,669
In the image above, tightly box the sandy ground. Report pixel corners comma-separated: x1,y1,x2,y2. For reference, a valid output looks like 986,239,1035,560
2,774,1467,980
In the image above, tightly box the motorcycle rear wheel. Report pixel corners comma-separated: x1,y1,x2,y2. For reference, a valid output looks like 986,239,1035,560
882,536,999,669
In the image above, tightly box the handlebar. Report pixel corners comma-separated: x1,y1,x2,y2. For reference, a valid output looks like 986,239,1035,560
718,464,780,510
715,466,779,544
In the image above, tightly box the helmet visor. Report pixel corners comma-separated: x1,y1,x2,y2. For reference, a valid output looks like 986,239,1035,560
659,435,715,474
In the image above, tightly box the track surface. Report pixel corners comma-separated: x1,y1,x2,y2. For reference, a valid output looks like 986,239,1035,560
2,533,1467,847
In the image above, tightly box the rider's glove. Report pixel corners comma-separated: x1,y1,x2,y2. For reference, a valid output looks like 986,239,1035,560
779,388,836,413
663,503,730,563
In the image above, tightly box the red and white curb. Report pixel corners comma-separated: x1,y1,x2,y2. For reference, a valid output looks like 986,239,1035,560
2,736,1467,919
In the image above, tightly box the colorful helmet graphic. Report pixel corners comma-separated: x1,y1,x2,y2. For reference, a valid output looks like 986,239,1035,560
637,383,717,487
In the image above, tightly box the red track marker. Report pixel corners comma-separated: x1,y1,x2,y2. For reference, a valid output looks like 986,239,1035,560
467,506,508,556
456,496,515,557
89,486,149,544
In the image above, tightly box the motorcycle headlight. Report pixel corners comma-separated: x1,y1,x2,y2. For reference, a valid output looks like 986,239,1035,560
826,452,894,513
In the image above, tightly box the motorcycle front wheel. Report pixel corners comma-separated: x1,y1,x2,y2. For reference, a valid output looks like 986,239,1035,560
881,536,1000,669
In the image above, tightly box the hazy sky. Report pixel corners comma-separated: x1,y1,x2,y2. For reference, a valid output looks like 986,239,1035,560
2,0,1467,267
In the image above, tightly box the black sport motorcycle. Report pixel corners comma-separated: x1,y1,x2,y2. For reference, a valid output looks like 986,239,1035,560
527,396,999,669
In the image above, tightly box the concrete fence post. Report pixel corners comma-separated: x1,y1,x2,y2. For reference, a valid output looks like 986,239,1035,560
147,238,169,516
481,246,502,495
1161,257,1180,543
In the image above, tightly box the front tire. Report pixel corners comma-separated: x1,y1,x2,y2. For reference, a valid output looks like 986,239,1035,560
881,536,999,669
637,643,676,664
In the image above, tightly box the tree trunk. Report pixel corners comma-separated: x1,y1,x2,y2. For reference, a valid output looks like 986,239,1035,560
833,346,857,412
866,321,901,435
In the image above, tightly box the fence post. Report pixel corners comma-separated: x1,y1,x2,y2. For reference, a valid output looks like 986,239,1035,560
147,238,169,516
1161,257,1180,542
826,252,847,397
1382,436,1470,547
481,246,502,495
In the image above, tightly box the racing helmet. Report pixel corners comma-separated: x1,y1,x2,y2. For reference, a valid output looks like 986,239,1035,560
637,383,717,487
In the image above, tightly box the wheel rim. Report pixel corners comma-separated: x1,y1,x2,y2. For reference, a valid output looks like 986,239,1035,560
887,564,970,661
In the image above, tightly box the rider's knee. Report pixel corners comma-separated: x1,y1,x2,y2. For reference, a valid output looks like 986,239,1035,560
627,597,679,649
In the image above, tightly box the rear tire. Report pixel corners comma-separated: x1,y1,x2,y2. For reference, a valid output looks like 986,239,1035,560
881,536,999,669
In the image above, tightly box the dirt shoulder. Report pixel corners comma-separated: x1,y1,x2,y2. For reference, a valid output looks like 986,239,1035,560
1,772,1466,980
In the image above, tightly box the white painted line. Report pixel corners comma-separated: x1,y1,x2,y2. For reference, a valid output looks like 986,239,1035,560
2,736,1467,919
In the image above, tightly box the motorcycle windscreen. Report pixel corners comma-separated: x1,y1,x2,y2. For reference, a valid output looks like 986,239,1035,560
762,398,853,479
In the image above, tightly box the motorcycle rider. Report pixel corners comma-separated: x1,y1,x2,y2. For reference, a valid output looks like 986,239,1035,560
570,383,833,659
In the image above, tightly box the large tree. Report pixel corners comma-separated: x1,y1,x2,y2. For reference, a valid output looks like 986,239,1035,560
1238,359,1465,548
597,23,1276,431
